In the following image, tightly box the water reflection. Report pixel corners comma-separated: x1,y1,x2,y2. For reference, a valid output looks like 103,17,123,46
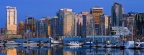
1,45,144,55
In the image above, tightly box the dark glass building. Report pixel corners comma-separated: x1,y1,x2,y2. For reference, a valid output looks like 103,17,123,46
36,18,49,37
111,2,123,26
51,16,59,37
25,17,36,37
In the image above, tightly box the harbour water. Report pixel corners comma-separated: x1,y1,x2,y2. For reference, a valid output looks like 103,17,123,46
0,45,143,55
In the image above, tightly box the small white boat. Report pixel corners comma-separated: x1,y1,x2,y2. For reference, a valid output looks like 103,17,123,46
83,41,95,45
124,41,142,49
22,41,39,47
65,41,83,46
51,39,62,44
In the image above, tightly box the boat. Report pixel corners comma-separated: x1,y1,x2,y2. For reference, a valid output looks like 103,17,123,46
22,41,39,47
82,41,96,47
65,41,83,46
51,39,62,44
104,40,116,48
124,41,142,49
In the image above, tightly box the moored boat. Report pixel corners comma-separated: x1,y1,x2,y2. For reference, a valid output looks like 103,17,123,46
65,41,83,46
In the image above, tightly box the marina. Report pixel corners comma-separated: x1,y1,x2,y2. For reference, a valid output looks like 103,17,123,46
0,36,144,49
0,45,144,55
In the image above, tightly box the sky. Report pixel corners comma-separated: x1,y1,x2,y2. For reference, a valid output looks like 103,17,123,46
0,0,144,28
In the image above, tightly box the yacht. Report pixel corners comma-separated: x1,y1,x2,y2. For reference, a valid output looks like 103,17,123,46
124,41,142,49
82,41,96,47
22,41,39,47
51,39,62,44
65,41,83,46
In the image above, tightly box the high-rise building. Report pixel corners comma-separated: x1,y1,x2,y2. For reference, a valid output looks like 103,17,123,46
25,17,36,37
90,6,103,35
111,2,123,26
76,14,83,37
99,14,109,35
48,19,52,37
51,16,59,37
135,13,144,36
6,6,17,34
17,21,25,35
57,8,75,37
76,12,95,37
91,6,103,23
36,18,49,37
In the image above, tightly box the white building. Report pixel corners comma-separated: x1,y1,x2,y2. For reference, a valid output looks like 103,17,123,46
6,6,17,34
111,26,131,36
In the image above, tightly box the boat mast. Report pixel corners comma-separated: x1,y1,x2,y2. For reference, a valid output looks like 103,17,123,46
101,22,103,43
122,18,125,46
132,19,134,41
93,17,95,42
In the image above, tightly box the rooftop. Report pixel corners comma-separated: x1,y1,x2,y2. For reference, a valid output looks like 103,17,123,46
92,6,103,9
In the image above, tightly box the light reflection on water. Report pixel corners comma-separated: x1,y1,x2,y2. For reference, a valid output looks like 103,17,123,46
0,45,144,55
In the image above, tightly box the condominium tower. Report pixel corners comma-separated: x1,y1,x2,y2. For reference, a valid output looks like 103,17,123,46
6,6,17,34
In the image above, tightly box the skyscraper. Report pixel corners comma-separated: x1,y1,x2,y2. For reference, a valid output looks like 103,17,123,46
6,6,17,34
91,6,103,23
76,14,83,37
51,16,59,37
90,6,103,35
135,13,144,36
25,17,36,37
36,18,49,37
76,12,95,37
111,2,123,26
99,14,109,35
57,8,75,37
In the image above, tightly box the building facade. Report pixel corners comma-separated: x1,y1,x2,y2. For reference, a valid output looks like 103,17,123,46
76,12,95,37
25,17,36,38
135,13,144,37
57,8,75,37
36,18,49,38
99,14,109,35
90,6,103,35
6,6,17,34
111,2,123,26
51,16,59,37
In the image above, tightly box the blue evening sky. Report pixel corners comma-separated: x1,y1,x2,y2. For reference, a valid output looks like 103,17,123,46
0,0,144,28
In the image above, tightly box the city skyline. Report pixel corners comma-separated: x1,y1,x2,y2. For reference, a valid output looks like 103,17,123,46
0,0,144,28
